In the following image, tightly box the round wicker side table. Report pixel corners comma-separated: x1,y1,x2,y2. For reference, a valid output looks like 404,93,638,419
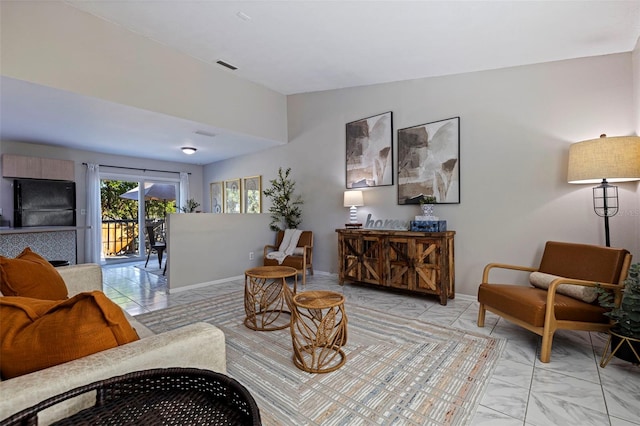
244,265,298,331
290,290,348,373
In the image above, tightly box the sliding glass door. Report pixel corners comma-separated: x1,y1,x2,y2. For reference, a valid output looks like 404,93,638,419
100,174,178,263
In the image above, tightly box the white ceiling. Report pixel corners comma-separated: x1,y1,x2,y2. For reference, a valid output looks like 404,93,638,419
2,1,639,165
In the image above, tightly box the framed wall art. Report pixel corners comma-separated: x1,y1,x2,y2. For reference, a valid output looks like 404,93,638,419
397,116,460,204
345,111,393,188
224,179,241,213
209,181,224,214
243,175,262,214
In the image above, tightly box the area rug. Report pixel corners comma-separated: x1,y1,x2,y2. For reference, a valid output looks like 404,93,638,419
135,291,505,425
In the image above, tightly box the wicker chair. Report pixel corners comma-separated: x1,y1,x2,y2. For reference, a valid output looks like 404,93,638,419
0,368,261,426
477,241,632,363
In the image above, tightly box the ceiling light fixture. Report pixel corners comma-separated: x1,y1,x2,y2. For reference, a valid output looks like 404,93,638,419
181,147,197,155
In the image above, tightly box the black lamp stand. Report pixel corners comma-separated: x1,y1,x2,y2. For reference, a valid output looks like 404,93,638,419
592,178,619,247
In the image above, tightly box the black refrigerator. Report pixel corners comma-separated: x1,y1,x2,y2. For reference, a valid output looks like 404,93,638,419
13,179,76,227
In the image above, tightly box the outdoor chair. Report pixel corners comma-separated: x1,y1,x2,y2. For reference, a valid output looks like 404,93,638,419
145,225,166,270
477,241,632,362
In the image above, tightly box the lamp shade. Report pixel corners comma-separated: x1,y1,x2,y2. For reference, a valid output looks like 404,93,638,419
567,135,640,184
343,190,364,207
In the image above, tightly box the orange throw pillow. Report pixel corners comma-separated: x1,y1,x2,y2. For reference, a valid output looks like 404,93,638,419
0,291,140,379
0,247,68,300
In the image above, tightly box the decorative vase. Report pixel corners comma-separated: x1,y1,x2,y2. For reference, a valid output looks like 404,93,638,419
421,204,435,217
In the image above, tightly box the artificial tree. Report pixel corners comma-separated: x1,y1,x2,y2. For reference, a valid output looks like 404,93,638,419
263,167,303,232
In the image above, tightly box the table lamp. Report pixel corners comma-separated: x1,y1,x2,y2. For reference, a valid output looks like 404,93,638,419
567,134,640,246
343,190,364,228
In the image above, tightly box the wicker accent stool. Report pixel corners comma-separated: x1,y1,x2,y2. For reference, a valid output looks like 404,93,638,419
0,368,261,426
244,265,298,331
290,290,348,373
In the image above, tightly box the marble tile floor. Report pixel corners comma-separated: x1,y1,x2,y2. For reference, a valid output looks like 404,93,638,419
103,261,640,426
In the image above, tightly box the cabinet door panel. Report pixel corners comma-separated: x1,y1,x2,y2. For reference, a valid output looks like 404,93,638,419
387,237,412,290
341,234,361,282
413,239,441,293
361,236,383,284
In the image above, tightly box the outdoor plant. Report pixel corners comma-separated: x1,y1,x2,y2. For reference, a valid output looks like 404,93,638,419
180,198,200,213
597,263,640,339
263,167,303,232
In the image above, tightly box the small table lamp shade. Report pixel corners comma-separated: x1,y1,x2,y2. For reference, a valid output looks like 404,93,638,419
343,190,364,224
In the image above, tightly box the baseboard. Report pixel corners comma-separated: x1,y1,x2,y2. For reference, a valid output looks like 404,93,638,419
168,270,336,294
168,275,245,294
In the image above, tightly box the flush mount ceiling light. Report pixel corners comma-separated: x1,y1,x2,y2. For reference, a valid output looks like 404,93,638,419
181,147,197,155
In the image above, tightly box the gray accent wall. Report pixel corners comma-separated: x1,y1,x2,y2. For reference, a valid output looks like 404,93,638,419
204,52,640,297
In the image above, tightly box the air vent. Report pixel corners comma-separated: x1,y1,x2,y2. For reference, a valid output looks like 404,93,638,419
195,130,216,138
216,60,237,71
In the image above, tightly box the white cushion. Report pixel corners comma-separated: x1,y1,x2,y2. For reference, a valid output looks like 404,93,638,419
529,272,597,303
293,247,305,256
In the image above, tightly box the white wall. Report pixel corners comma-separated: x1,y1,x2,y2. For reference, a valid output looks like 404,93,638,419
166,213,273,290
205,53,639,297
634,37,640,134
0,141,203,263
0,1,287,144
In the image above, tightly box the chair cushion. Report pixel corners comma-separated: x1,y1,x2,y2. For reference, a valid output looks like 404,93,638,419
529,272,598,303
539,241,629,284
0,291,139,379
0,247,68,300
478,283,609,327
264,256,305,270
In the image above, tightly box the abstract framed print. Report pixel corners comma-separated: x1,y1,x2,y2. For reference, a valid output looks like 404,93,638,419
224,178,241,213
209,181,224,214
242,175,261,214
346,111,393,188
397,116,460,204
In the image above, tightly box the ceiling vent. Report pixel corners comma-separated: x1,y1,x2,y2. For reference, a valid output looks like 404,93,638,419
195,130,216,138
216,60,237,71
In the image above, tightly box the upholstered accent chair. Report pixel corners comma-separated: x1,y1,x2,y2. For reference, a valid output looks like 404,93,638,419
477,241,632,363
263,230,314,285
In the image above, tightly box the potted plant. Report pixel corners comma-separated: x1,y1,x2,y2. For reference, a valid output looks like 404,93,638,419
180,198,200,213
597,263,640,364
263,167,303,232
418,195,437,217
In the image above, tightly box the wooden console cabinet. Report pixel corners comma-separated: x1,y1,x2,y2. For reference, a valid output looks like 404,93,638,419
336,229,455,305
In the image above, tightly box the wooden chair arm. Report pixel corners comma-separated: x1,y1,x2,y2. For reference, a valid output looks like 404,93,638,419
264,244,277,257
547,278,621,290
543,278,623,328
482,263,538,283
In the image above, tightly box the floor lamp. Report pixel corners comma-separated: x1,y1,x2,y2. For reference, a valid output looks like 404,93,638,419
567,134,640,247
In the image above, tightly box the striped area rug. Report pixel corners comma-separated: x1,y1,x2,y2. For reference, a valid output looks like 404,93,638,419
135,290,505,425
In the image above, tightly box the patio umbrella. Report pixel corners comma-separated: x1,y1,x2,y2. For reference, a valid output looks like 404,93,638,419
119,183,176,201
120,183,177,217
